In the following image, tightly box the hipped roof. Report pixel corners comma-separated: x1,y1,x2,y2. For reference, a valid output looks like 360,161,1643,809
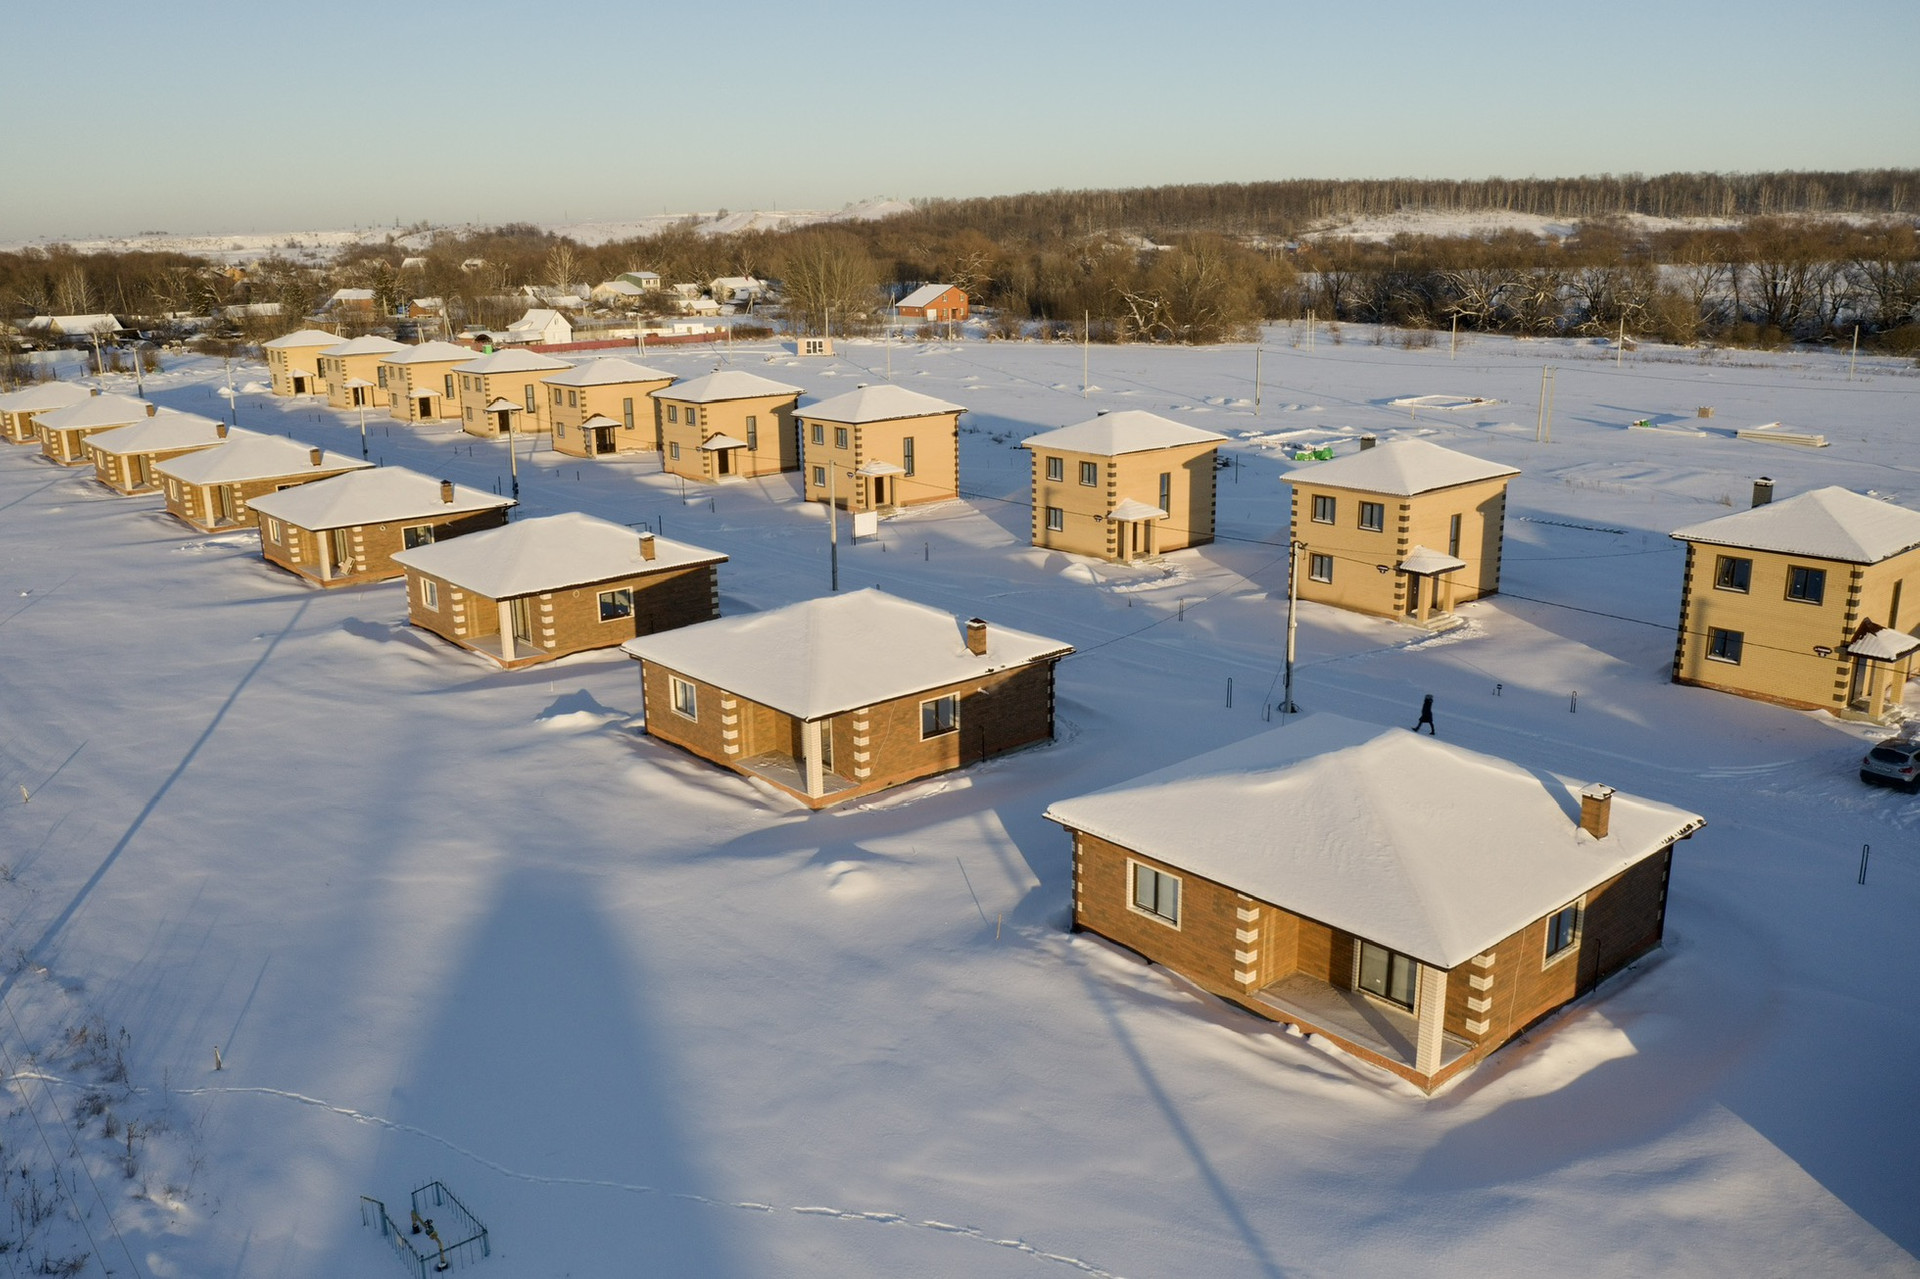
83,410,226,455
246,466,512,529
1670,486,1920,564
0,382,94,413
320,335,408,358
34,393,150,431
392,511,725,598
263,329,342,350
800,384,964,424
542,356,675,387
455,348,572,375
155,434,372,484
1023,410,1225,457
1283,438,1519,497
381,340,476,366
662,370,802,403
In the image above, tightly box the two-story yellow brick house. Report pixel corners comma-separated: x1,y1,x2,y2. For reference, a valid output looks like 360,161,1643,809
543,357,676,459
798,385,964,513
379,340,475,423
262,329,341,397
317,335,408,410
656,370,803,482
454,348,572,437
1022,411,1226,562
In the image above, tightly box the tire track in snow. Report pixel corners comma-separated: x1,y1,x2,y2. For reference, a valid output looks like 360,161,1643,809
16,1073,1126,1278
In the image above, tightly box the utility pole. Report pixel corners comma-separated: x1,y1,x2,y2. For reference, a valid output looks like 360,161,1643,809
1450,314,1458,360
826,465,841,591
1082,310,1090,398
1536,366,1557,443
1254,345,1263,415
1849,325,1860,380
1281,540,1304,715
508,407,520,499
1616,316,1625,368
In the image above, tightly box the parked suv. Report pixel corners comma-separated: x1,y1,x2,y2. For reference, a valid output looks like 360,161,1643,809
1860,736,1920,792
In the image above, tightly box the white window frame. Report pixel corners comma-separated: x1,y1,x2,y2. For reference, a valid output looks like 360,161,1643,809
1078,460,1099,487
598,587,634,622
1045,506,1064,532
1358,500,1385,532
402,523,434,550
1127,859,1181,929
920,693,959,739
1543,898,1584,967
1308,552,1333,583
1045,456,1064,482
265,517,282,543
669,675,698,720
1713,555,1752,593
420,578,439,610
1354,939,1418,1011
1706,626,1744,664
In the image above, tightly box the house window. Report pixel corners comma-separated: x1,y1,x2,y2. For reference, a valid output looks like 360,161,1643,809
1158,471,1170,513
810,422,824,445
920,693,959,738
812,465,826,487
669,442,680,461
1129,862,1180,927
552,387,563,406
1309,553,1333,583
464,407,473,421
834,426,849,450
1046,506,1064,532
444,374,455,399
420,578,439,610
1045,456,1064,482
1356,940,1417,1010
1786,565,1826,604
1545,900,1582,963
568,390,578,408
377,365,388,387
1707,627,1744,663
1449,513,1462,557
265,517,282,543
1078,460,1099,486
669,675,697,720
902,436,915,476
667,404,679,423
623,397,635,430
1714,555,1751,592
1310,494,1335,524
1358,501,1385,532
523,385,536,414
598,587,634,621
402,524,433,549
745,415,758,449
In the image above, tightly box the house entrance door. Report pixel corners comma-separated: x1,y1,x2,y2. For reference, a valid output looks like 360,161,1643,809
715,448,734,477
328,528,352,576
494,410,513,435
1405,576,1422,616
214,485,236,524
510,597,533,647
1849,657,1872,711
418,394,434,419
592,426,616,453
132,455,151,488
870,476,889,508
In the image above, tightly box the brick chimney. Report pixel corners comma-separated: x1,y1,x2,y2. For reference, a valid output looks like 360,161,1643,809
216,423,229,439
1752,477,1774,508
145,403,158,416
1359,434,1377,451
309,447,323,466
965,617,988,656
440,479,455,503
639,531,657,561
1579,784,1614,839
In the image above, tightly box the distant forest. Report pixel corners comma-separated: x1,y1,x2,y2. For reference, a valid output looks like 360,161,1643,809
2,170,1917,358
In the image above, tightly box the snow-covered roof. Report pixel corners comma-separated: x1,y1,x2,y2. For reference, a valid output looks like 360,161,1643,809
381,340,475,366
508,308,566,332
263,329,342,350
1023,410,1225,456
594,279,644,296
1849,627,1920,661
699,433,748,450
541,357,675,388
0,382,94,414
1044,714,1704,969
246,467,512,529
392,511,725,598
327,288,375,303
898,283,961,309
34,393,151,432
661,370,802,404
800,385,965,424
1398,545,1468,575
455,348,572,375
39,314,121,335
1283,439,1519,496
1670,487,1920,564
154,434,373,485
319,335,407,358
83,411,227,456
1110,498,1167,521
623,589,1073,721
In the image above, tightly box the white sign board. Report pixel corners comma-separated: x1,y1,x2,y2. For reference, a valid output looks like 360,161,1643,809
851,511,879,539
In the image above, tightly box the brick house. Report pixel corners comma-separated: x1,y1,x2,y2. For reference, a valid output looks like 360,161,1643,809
1670,483,1920,724
1023,411,1226,562
84,411,228,494
542,357,676,459
1049,713,1703,1093
248,467,513,588
392,512,726,668
33,392,153,466
798,385,964,513
454,348,572,438
623,589,1073,809
0,381,94,445
316,335,408,410
262,329,341,397
154,433,373,532
896,283,969,323
1286,437,1519,629
378,341,475,423
656,370,803,483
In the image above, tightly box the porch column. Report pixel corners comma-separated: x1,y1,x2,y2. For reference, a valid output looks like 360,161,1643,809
1868,661,1887,718
315,529,332,581
497,600,515,662
801,719,826,797
1414,964,1448,1079
1442,571,1456,613
1416,575,1432,624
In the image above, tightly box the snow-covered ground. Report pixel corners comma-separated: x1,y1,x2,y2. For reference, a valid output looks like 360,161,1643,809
1,326,1917,1277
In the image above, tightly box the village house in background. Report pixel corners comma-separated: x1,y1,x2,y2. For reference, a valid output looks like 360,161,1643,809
798,385,964,513
625,590,1073,809
656,370,804,483
392,512,726,668
85,411,228,494
544,357,676,459
1049,713,1703,1093
378,341,474,423
1286,437,1519,629
316,335,408,410
262,329,341,396
248,467,513,588
454,348,571,437
896,283,969,324
154,432,372,532
468,308,571,348
1670,482,1920,724
33,392,153,466
0,381,94,445
1023,410,1225,562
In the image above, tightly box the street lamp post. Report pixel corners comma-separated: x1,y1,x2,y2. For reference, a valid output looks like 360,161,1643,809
1282,540,1305,715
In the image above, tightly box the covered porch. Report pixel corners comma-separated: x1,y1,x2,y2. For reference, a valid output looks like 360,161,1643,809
1398,544,1467,631
700,431,749,478
734,713,856,805
1108,497,1166,563
1843,623,1920,724
1253,968,1473,1084
855,459,906,512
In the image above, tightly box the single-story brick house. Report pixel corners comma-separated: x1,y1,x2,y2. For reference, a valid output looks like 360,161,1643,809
454,348,572,437
0,381,94,445
897,283,969,323
623,589,1074,808
1048,713,1704,1093
798,385,964,513
393,512,726,668
543,357,676,459
656,370,804,482
378,341,475,423
263,329,341,397
248,467,514,588
317,335,409,410
1023,410,1226,562
33,392,154,466
154,434,373,533
85,411,229,494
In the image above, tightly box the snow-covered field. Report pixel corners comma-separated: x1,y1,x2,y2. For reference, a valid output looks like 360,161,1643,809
1,327,1917,1277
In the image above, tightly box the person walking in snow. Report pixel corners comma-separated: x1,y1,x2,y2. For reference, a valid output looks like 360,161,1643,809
1413,693,1435,735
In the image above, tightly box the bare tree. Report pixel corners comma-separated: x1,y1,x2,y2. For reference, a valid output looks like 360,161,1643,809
54,266,94,315
776,232,880,335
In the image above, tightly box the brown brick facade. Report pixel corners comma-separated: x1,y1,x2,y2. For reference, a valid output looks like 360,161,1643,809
260,508,510,587
405,562,719,667
161,468,366,533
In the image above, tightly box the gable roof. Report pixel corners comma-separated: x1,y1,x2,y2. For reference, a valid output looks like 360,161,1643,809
1669,487,1920,564
381,340,477,366
263,329,342,350
541,357,675,388
1023,410,1225,456
0,382,95,414
32,392,150,431
623,588,1073,721
319,335,408,358
247,466,512,529
83,410,227,456
391,511,725,598
1283,439,1519,497
454,348,572,375
661,370,802,404
800,384,965,424
154,434,372,484
899,283,961,309
1044,714,1703,969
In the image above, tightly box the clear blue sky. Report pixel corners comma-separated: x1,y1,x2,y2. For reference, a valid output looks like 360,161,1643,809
3,0,1915,242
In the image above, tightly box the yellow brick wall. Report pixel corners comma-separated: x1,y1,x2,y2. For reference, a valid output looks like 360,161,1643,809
1289,475,1509,619
659,393,801,480
549,377,674,458
802,412,959,511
